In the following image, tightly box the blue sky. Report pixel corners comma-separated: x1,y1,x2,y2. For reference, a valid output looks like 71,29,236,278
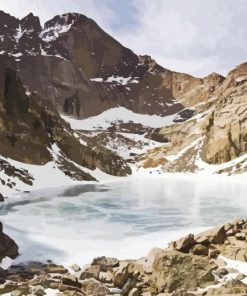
1,0,247,77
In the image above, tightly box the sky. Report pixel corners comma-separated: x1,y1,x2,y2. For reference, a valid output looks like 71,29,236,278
1,0,247,77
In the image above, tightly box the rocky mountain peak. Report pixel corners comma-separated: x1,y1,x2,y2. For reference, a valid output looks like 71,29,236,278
0,10,18,31
20,12,42,32
43,12,80,29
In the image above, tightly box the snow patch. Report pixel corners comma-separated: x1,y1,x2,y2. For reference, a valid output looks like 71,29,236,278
14,25,26,42
90,76,139,85
61,106,177,130
40,22,73,42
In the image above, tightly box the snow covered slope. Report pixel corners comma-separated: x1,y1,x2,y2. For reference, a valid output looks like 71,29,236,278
61,106,177,130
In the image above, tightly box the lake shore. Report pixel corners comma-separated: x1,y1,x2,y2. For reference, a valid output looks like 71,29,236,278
1,219,247,295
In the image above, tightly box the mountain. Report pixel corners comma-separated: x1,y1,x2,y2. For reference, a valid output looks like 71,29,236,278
0,10,246,195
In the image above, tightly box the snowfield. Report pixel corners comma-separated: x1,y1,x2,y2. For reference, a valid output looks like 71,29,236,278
61,106,177,130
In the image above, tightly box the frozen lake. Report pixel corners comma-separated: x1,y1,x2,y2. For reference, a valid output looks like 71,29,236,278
0,176,246,267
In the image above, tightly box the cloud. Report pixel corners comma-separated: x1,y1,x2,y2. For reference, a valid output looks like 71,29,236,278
109,0,247,76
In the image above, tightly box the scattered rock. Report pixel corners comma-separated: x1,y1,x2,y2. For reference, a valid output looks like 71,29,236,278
169,234,195,252
71,264,81,272
81,279,110,296
0,193,4,202
192,244,208,256
45,264,68,274
61,274,82,289
91,256,119,270
1,219,247,296
195,225,226,245
150,250,217,293
31,285,45,296
236,232,246,240
79,265,100,281
112,263,130,288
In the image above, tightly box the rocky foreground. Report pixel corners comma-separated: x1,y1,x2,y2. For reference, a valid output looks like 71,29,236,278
1,220,247,295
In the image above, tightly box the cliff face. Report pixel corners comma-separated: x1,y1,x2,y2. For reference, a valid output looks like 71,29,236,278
0,54,131,194
0,9,247,193
0,11,225,119
141,63,247,174
204,63,247,165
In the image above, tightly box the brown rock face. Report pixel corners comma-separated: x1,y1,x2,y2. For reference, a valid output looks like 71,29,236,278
1,8,247,178
0,10,225,120
0,54,131,192
139,61,247,174
0,222,19,261
204,63,247,164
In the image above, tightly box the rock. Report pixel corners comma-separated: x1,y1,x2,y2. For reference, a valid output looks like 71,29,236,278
57,283,82,293
226,228,238,237
31,285,45,296
81,279,110,296
91,256,119,270
224,223,234,232
45,264,68,274
215,268,229,278
49,282,59,289
11,283,30,295
236,232,246,240
0,193,4,202
194,225,226,245
61,274,82,288
11,290,23,296
79,265,100,280
192,244,208,256
169,234,195,252
98,271,113,283
150,250,217,293
235,273,246,281
71,264,81,272
0,282,18,294
122,278,138,296
112,263,130,288
57,291,84,296
0,222,19,260
208,248,220,259
171,289,195,296
204,279,247,295
143,248,163,274
29,274,56,288
0,267,6,284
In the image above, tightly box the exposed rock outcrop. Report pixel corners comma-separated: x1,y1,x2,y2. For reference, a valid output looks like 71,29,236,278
0,222,19,262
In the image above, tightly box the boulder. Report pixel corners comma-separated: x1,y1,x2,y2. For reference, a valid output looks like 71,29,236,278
169,234,195,253
0,222,19,260
0,193,4,202
150,250,217,293
91,256,119,271
81,279,110,296
61,274,82,289
71,264,81,272
45,264,68,274
192,244,208,256
143,248,163,274
79,265,100,281
194,225,226,245
204,279,247,295
112,263,130,288
31,285,45,296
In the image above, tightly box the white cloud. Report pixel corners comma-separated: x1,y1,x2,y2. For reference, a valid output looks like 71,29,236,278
108,0,247,76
